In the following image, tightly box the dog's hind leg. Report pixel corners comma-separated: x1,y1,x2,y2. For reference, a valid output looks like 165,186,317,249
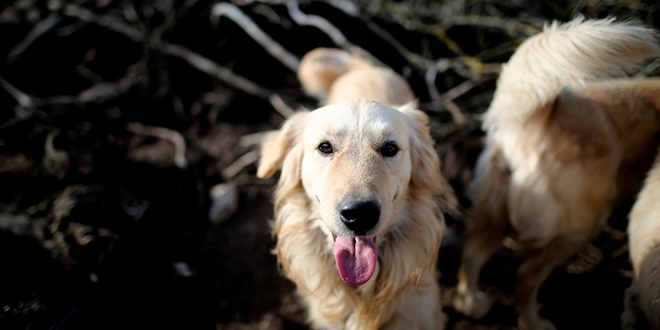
515,236,588,330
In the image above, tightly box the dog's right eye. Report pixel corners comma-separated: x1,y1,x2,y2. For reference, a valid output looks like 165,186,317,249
318,142,334,155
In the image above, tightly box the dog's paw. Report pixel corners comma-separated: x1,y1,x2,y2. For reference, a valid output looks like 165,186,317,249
453,290,492,319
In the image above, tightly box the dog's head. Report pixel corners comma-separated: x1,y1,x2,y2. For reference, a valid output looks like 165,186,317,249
258,99,442,286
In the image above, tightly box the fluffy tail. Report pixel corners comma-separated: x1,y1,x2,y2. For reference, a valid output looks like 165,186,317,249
484,17,660,131
297,48,365,100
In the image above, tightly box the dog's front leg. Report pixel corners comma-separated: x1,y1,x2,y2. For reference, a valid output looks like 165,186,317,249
454,197,509,318
455,144,510,318
381,279,445,330
454,215,506,318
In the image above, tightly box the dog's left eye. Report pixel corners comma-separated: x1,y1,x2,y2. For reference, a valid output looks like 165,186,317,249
318,142,334,155
380,143,399,157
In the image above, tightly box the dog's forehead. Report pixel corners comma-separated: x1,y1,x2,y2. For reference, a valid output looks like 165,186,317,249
308,99,407,139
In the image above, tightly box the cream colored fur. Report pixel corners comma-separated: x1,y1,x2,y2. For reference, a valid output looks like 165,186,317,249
454,17,660,330
297,47,416,106
258,48,447,329
622,151,660,329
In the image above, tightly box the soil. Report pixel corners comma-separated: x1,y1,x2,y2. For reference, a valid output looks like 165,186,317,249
0,1,658,329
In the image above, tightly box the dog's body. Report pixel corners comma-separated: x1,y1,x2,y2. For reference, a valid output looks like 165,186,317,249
257,48,446,329
297,47,416,107
623,151,660,329
453,18,660,329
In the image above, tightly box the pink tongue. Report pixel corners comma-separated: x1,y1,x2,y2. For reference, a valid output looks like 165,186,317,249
333,236,377,285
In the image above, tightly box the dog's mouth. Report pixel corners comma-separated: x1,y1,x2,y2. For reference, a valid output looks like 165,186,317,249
332,234,377,286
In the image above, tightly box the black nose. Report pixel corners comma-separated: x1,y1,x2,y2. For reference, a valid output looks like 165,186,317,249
340,200,380,235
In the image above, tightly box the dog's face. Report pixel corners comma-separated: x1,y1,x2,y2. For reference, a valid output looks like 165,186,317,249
300,100,413,238
258,99,441,286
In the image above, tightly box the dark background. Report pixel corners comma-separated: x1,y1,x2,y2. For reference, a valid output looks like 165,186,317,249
1,0,659,329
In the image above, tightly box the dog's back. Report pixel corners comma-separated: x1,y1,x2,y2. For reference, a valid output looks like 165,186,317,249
483,18,660,246
297,47,415,106
484,17,660,137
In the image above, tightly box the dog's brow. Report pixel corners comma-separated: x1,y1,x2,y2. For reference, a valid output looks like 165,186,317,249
369,122,402,143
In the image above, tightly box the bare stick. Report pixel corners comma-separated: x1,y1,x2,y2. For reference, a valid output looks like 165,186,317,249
439,15,541,37
126,122,188,169
0,75,33,108
269,94,295,118
63,4,144,42
286,0,350,48
442,77,485,105
443,101,467,125
161,42,272,99
426,77,487,124
211,2,300,71
221,149,260,179
7,14,61,63
318,0,360,17
425,68,442,102
162,43,295,118
239,131,270,148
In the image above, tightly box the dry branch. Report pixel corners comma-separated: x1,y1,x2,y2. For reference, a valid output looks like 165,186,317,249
286,0,350,48
63,4,144,42
0,75,33,108
211,2,300,71
162,42,272,99
126,122,188,169
7,14,61,64
221,149,260,179
162,42,295,118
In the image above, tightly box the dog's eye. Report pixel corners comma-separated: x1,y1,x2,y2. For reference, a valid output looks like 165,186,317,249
318,142,334,155
380,143,399,157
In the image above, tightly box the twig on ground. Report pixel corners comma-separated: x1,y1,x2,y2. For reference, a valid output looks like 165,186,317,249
269,94,296,118
286,0,350,48
424,77,489,125
251,3,292,28
44,131,70,179
239,131,270,148
126,122,188,169
442,101,467,126
329,0,505,83
0,75,34,109
439,15,541,36
162,42,296,118
161,42,272,99
221,149,260,179
211,2,300,71
7,14,61,64
319,0,360,17
63,4,144,42
425,68,442,102
442,77,486,105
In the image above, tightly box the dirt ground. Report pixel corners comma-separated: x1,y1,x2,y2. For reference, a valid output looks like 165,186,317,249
1,0,659,329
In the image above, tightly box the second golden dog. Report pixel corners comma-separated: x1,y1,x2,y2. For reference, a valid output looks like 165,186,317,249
454,17,660,330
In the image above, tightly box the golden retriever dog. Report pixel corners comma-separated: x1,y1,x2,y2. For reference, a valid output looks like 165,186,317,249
622,150,660,330
453,18,660,329
257,47,447,329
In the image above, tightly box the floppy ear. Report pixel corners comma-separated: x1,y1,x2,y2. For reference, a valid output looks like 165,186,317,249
257,111,309,179
397,102,444,195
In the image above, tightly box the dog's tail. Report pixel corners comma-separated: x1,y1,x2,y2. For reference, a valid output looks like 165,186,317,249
297,48,366,100
484,17,660,131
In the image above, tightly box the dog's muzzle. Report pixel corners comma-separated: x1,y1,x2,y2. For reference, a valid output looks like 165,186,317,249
340,200,380,235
